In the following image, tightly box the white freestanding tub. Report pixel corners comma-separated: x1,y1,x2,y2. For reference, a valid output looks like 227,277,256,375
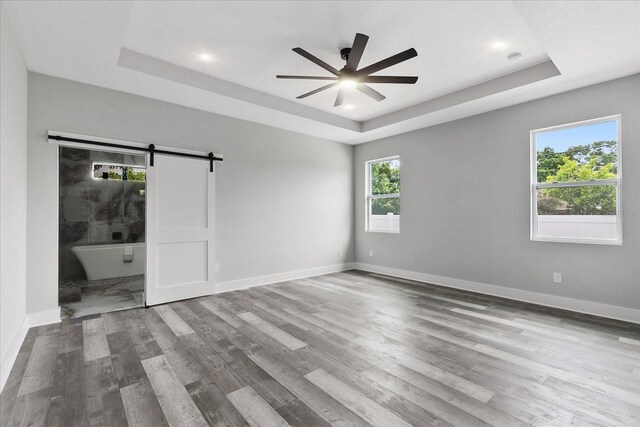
71,243,146,281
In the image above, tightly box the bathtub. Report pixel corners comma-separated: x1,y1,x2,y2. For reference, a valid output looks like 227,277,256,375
71,243,146,281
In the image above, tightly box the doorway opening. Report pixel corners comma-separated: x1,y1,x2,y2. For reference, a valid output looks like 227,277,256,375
58,146,146,318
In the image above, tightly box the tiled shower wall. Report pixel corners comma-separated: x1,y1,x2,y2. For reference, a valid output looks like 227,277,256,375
59,147,145,281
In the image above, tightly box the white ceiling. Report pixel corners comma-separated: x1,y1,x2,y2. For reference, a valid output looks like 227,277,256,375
123,1,549,121
4,1,639,144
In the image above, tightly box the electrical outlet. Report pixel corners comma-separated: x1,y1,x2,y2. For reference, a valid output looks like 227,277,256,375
215,263,220,273
338,249,343,257
553,272,562,283
369,250,374,257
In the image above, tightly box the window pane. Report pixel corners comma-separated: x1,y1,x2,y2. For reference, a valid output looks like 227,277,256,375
372,197,400,215
535,120,617,183
536,185,617,241
370,159,400,195
93,163,146,182
536,185,616,216
125,167,146,182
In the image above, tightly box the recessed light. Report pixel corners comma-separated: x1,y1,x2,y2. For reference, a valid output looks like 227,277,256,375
197,52,214,63
343,104,355,110
339,78,357,89
491,41,508,51
507,52,523,61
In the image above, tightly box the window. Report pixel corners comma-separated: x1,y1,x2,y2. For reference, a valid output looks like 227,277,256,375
366,156,400,233
93,162,146,182
531,115,621,244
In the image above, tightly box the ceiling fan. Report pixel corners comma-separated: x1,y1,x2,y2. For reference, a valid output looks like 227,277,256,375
277,33,418,107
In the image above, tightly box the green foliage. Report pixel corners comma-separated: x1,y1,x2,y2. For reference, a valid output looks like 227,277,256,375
126,168,146,182
371,161,400,195
546,157,616,183
538,152,616,215
564,140,617,171
537,140,616,183
372,197,400,215
370,160,400,215
536,147,565,183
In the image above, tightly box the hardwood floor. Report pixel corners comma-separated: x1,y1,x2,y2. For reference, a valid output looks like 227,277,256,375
2,270,639,426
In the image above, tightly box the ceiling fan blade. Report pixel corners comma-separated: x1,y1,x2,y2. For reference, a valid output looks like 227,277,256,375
356,48,418,76
334,88,344,107
344,33,369,73
361,76,418,84
356,84,386,102
296,82,339,99
292,48,340,76
277,75,338,80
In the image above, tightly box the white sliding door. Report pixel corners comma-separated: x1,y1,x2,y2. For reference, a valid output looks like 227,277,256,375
146,154,215,306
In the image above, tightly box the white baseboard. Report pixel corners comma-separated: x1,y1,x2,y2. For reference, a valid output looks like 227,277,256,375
28,307,61,328
0,315,30,393
353,262,640,324
216,262,355,294
0,307,61,393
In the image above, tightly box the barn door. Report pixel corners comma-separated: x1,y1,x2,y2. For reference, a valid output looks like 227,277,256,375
146,154,215,306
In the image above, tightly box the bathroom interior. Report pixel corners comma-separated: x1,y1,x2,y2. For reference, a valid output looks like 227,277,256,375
58,146,146,318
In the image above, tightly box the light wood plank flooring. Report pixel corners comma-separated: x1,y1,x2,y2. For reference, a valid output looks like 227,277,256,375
2,270,639,426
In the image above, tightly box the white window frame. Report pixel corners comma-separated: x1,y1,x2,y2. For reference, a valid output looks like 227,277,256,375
365,155,400,234
530,115,622,245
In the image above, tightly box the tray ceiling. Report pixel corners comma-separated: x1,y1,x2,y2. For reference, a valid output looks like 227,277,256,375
4,1,639,143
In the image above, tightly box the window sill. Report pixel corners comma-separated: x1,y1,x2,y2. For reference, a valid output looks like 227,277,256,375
531,236,622,246
366,229,400,234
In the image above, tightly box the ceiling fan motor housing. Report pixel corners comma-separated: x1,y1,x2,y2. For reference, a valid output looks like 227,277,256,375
340,48,352,61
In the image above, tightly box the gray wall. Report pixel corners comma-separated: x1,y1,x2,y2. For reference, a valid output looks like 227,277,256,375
25,71,640,315
27,73,354,314
355,74,640,310
1,4,28,387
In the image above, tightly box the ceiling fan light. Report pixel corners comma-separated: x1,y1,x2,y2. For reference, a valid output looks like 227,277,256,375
339,78,357,89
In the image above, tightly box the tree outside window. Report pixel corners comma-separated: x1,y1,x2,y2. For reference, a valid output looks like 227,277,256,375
367,156,400,233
